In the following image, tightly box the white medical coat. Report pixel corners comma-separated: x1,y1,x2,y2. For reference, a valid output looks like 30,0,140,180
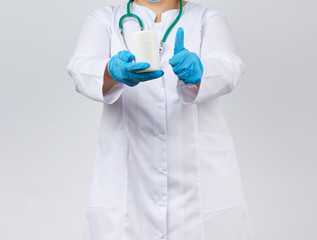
67,1,254,240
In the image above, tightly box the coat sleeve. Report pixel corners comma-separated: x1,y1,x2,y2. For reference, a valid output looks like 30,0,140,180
67,8,125,104
176,8,246,104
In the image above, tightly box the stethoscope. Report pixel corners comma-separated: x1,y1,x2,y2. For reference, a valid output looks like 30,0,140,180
119,0,183,53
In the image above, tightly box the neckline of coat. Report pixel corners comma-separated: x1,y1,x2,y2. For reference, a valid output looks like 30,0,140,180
130,1,191,23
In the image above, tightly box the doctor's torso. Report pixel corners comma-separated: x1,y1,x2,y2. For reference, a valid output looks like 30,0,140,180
98,2,232,139
67,1,253,239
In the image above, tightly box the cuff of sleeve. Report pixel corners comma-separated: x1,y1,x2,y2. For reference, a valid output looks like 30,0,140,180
176,73,208,105
176,79,200,104
93,58,125,104
102,82,125,104
69,56,125,104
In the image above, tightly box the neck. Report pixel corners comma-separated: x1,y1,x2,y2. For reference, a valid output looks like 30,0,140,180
133,0,187,22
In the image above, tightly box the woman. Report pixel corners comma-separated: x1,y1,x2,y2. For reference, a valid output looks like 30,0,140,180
67,0,254,239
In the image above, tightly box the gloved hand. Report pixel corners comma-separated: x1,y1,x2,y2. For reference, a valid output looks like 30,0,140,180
108,50,164,87
169,27,204,85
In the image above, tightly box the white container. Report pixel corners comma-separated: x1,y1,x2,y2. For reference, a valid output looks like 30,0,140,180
132,31,161,73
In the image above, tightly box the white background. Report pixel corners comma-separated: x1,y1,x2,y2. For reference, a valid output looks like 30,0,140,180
1,0,316,239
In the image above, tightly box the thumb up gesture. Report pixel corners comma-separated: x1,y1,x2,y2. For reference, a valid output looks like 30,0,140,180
169,27,204,85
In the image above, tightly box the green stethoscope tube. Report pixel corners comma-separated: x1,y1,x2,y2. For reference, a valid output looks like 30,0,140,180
119,0,183,52
119,0,144,30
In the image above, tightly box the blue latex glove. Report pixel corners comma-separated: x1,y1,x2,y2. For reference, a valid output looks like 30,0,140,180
169,27,204,85
108,50,164,87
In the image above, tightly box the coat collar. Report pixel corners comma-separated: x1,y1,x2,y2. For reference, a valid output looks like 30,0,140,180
129,1,191,24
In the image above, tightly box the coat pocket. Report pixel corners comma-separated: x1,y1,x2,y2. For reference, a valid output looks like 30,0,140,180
196,132,245,213
87,129,128,210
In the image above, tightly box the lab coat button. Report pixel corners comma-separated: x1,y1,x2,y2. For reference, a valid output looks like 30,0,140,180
159,233,165,239
157,103,164,109
158,168,164,174
157,200,164,206
157,134,164,141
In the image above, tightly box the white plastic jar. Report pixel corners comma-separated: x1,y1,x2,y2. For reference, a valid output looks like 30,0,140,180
132,30,161,73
